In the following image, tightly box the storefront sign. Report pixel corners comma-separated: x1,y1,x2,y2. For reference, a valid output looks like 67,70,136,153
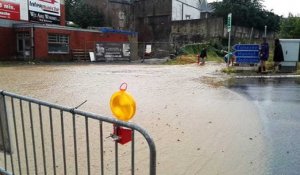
0,1,20,20
0,0,29,21
29,10,60,24
95,42,131,62
29,0,60,16
28,0,60,24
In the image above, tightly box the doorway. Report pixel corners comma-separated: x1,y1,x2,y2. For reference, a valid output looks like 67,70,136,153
17,32,31,60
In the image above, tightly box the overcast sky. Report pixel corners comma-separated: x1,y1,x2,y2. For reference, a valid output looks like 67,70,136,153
207,0,300,17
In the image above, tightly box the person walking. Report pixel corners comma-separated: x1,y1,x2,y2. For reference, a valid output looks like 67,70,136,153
273,38,284,71
199,47,207,65
258,37,269,73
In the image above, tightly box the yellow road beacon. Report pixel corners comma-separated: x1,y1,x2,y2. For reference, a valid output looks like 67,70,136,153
110,83,136,121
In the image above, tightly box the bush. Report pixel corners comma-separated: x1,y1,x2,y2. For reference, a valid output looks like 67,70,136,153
180,43,209,55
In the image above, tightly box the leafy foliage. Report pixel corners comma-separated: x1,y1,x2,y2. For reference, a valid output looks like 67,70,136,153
279,14,300,38
65,0,104,28
181,43,210,55
167,43,224,65
211,0,281,32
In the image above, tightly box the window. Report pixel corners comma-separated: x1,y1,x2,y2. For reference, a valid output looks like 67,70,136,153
48,34,69,54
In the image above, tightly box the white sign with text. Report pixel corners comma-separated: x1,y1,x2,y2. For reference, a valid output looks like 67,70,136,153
28,0,60,16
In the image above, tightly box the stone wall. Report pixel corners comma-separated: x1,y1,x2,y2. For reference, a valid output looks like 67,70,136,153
171,18,224,43
86,0,275,44
170,17,275,44
224,26,275,40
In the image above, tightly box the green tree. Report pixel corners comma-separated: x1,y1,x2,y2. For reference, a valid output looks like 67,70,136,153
211,0,280,32
65,0,104,28
280,14,300,38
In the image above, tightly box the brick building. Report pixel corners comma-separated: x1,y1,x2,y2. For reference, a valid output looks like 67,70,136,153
83,0,215,43
0,0,137,61
85,0,133,30
84,0,172,42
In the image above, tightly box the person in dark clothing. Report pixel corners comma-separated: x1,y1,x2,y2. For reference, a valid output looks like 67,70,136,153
258,37,269,73
199,47,207,65
273,38,284,71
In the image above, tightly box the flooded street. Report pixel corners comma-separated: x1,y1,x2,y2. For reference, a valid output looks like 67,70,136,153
230,78,300,175
1,63,267,175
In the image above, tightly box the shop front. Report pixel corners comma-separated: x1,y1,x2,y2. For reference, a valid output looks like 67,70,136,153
10,24,138,61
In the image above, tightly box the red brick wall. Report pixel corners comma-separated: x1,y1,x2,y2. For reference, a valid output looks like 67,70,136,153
60,4,66,26
34,28,130,61
34,28,70,61
0,27,16,60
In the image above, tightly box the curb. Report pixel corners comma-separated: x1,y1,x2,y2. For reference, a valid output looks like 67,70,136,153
235,75,300,79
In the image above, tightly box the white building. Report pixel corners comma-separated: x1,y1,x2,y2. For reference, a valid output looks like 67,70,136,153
172,0,213,21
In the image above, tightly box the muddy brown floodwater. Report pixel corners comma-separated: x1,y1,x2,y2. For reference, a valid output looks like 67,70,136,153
0,63,267,175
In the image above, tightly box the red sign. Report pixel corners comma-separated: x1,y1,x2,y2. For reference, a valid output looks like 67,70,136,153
0,1,20,20
113,126,132,145
39,0,56,4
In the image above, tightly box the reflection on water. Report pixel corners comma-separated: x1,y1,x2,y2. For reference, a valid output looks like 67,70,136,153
229,78,300,175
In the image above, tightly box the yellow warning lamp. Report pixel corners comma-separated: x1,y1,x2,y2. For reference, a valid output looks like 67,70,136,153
110,83,136,121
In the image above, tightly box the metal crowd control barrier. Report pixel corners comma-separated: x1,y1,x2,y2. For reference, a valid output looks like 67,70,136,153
0,90,156,175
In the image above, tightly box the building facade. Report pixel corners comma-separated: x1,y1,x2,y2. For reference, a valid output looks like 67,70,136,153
0,0,66,60
85,0,133,30
133,0,172,42
83,0,213,43
0,0,137,61
133,0,212,42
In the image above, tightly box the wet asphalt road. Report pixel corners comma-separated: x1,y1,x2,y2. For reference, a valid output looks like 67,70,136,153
229,78,300,175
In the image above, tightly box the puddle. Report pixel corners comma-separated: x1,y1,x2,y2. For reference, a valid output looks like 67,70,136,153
228,77,300,175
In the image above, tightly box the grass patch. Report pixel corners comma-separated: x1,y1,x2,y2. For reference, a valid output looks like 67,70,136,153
166,42,225,65
221,67,237,74
207,50,224,63
265,60,274,71
180,43,210,55
165,55,197,65
165,52,224,65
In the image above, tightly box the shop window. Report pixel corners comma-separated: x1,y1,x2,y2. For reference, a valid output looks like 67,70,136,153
48,34,69,54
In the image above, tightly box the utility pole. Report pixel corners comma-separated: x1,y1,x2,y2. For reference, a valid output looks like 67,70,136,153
264,25,267,37
227,13,232,53
249,27,253,43
131,0,136,31
182,3,184,20
106,0,110,26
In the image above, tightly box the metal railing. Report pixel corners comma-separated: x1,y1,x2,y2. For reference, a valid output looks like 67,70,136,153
0,90,156,175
